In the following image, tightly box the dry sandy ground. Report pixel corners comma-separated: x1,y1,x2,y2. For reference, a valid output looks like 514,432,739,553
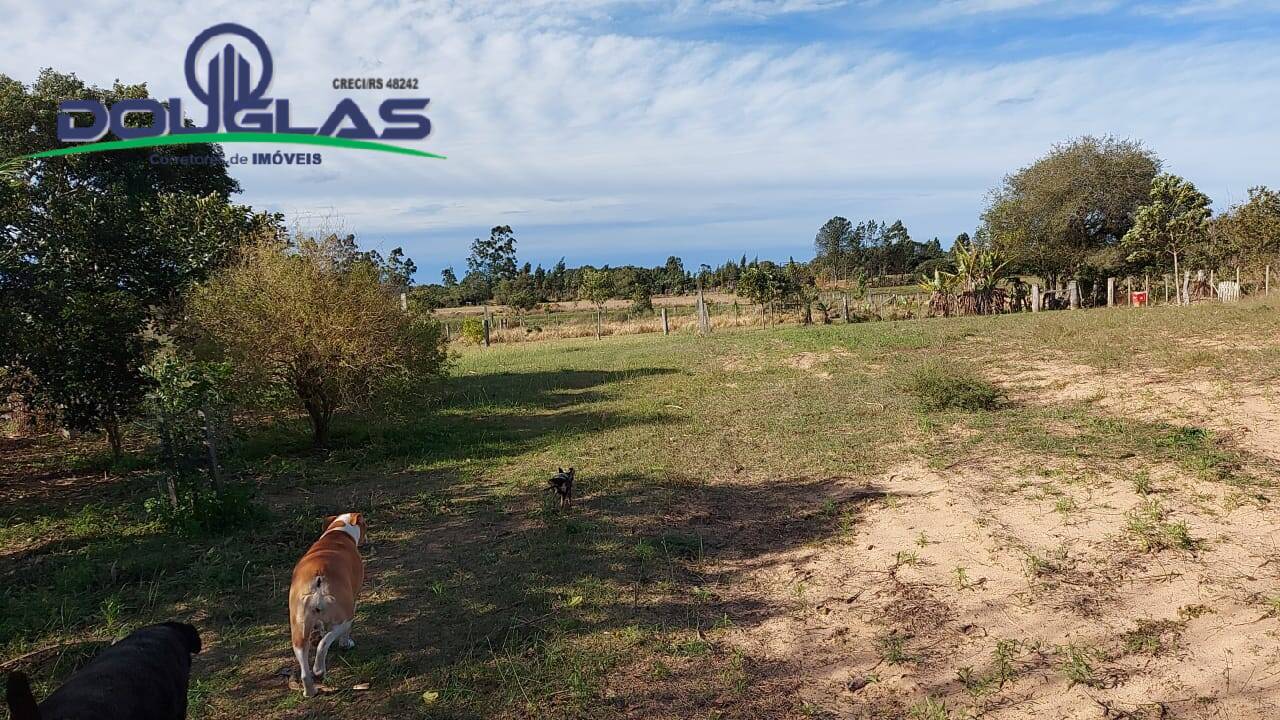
698,359,1280,719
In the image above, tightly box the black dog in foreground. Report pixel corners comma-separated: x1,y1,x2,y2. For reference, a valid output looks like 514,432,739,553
549,467,575,508
7,621,201,720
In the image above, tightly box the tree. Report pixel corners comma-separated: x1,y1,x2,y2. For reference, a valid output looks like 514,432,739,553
381,248,417,287
141,351,234,514
578,268,613,340
1122,173,1212,306
189,234,449,446
737,265,777,325
0,70,270,456
466,225,518,288
494,266,539,312
984,136,1160,286
1214,186,1280,269
814,216,858,280
660,256,689,294
441,266,459,286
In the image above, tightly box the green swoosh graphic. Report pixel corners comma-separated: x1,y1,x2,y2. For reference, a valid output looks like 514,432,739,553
22,132,446,160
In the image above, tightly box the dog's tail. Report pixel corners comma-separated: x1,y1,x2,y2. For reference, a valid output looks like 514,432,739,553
6,671,41,720
298,575,335,634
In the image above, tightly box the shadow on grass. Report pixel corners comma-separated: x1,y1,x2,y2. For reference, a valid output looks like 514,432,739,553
0,367,691,699
242,469,907,719
234,367,679,473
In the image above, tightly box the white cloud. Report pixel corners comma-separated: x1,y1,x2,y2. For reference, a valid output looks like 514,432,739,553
2,0,1278,270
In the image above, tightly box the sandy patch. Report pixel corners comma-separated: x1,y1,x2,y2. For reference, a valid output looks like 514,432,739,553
707,459,1280,718
997,358,1280,463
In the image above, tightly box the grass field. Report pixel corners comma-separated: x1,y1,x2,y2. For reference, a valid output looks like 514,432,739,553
4,300,1280,718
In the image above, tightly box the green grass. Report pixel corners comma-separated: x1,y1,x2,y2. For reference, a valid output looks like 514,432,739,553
902,358,1001,411
1125,498,1198,552
3,299,1279,718
1056,644,1099,688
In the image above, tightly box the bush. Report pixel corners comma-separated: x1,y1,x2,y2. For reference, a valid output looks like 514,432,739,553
904,359,1000,411
145,483,261,535
189,233,451,446
460,317,486,344
142,352,234,473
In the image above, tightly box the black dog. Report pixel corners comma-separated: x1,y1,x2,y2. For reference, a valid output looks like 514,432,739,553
548,467,575,508
7,621,201,720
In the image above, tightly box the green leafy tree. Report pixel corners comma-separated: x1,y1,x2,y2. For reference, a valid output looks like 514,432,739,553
380,248,417,287
814,216,859,280
1214,186,1280,269
141,352,233,506
0,70,272,455
984,136,1160,286
466,225,518,293
737,265,777,325
659,256,689,294
494,267,540,312
578,268,614,340
1122,173,1212,305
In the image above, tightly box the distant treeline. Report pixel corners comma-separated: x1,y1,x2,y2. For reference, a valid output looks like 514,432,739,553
413,136,1280,312
410,218,953,311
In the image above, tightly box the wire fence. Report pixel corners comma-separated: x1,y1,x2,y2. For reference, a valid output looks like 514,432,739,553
437,263,1276,345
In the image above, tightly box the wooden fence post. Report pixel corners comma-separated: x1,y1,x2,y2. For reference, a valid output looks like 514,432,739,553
482,318,490,347
1031,284,1040,312
661,308,669,335
1126,277,1132,307
1182,270,1191,306
1267,264,1271,296
1068,280,1080,310
1106,277,1115,307
399,292,408,312
697,286,710,335
843,294,850,323
1164,276,1169,304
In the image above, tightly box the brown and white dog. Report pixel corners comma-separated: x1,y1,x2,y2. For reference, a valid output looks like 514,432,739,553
288,512,367,697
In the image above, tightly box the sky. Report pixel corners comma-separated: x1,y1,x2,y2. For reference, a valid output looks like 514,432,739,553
3,0,1280,282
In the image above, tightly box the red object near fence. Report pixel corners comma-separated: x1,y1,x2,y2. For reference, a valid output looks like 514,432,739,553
1131,290,1148,307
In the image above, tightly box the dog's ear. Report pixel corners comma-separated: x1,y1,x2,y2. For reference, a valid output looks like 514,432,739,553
6,671,40,720
568,467,575,477
558,467,563,473
323,515,338,531
161,622,202,655
351,512,368,545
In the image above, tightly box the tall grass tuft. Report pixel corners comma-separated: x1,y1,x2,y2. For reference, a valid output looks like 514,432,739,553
904,359,1001,411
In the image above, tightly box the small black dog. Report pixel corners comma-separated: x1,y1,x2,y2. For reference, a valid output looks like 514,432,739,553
7,621,201,720
548,467,575,508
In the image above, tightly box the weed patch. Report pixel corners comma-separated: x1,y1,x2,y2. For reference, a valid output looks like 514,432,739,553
1125,499,1197,552
903,359,1001,412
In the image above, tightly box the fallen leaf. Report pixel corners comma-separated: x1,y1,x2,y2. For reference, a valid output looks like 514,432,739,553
353,683,371,691
566,595,584,608
422,690,440,704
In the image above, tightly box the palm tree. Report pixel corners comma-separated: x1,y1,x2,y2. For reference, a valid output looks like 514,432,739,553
918,269,958,317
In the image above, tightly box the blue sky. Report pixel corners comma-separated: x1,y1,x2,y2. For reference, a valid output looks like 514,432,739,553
4,0,1280,282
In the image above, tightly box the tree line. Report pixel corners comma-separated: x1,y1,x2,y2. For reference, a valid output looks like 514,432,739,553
411,224,797,312
985,136,1279,305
